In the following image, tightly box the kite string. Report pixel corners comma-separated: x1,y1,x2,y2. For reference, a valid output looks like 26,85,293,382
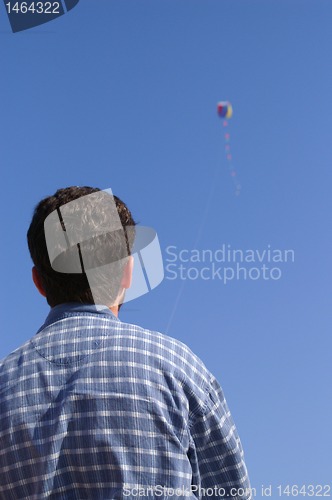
165,159,221,334
166,111,240,333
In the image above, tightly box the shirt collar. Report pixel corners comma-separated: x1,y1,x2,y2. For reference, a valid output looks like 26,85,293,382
39,302,119,332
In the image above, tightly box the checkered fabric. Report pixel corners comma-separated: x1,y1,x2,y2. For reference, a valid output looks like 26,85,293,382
0,304,251,499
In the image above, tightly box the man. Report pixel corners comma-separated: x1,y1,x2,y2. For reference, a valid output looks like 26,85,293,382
0,186,251,499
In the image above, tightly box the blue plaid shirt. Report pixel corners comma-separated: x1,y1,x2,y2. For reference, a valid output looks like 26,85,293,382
0,303,251,499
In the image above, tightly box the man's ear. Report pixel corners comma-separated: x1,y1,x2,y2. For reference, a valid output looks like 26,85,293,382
121,256,134,290
32,266,47,297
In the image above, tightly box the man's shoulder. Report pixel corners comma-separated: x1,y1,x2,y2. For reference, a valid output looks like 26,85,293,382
116,317,213,390
0,312,212,400
42,310,204,365
40,311,212,390
0,337,33,395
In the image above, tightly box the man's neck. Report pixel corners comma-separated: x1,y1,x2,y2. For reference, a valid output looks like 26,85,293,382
110,306,119,317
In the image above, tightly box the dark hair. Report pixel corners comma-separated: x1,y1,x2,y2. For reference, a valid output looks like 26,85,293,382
27,186,136,307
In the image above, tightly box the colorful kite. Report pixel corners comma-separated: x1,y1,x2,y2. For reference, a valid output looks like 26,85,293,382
217,101,241,196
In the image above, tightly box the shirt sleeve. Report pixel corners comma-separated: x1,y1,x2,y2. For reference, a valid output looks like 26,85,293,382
188,376,252,500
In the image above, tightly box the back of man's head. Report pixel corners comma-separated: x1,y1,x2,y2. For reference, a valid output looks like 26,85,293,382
27,186,136,308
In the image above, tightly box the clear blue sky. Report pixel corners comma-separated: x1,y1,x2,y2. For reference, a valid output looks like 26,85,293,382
1,0,331,496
